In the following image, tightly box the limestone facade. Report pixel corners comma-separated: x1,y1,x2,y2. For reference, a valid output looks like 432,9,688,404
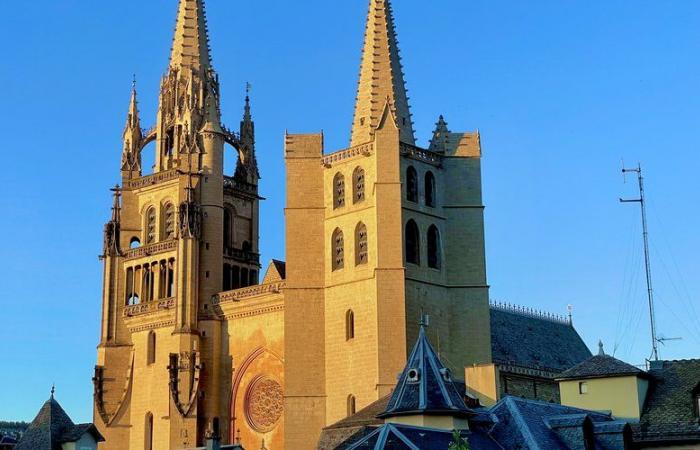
94,0,491,449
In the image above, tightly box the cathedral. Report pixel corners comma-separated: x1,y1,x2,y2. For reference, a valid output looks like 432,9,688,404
93,1,574,449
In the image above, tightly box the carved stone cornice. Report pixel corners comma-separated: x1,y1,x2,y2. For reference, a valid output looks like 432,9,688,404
399,142,442,167
214,282,285,305
321,142,373,168
123,169,179,190
123,297,176,318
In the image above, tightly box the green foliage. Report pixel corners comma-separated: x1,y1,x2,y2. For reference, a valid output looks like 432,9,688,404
448,429,470,450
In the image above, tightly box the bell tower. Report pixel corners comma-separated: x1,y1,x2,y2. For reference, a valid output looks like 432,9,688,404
94,1,260,448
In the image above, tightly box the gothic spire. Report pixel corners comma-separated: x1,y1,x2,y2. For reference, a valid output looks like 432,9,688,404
121,80,142,177
350,0,415,146
169,0,212,72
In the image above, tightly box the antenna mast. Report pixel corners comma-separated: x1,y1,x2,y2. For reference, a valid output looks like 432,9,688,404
620,164,659,361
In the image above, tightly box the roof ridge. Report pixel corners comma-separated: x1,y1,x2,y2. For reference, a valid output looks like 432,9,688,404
490,301,571,325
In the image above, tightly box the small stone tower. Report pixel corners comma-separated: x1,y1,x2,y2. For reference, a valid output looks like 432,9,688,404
94,1,260,448
283,0,492,448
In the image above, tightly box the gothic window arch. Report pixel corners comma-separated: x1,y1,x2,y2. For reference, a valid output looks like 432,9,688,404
405,220,420,265
333,172,346,209
332,228,345,271
145,412,154,450
147,331,156,365
145,206,157,244
355,222,368,266
125,267,139,305
406,166,418,203
347,395,356,417
162,202,176,240
427,225,442,270
425,171,436,207
353,166,365,204
142,265,154,302
346,310,355,341
130,237,141,249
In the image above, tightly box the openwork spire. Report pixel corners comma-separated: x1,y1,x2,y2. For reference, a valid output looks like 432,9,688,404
169,0,212,72
350,0,415,146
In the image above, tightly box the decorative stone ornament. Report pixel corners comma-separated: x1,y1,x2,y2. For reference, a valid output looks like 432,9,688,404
244,376,284,432
168,351,202,417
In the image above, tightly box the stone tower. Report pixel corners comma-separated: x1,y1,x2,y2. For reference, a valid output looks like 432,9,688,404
94,1,260,448
283,0,492,448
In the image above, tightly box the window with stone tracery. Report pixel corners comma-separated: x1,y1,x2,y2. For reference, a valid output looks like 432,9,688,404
333,172,346,209
332,228,345,271
353,166,365,204
163,203,175,239
146,206,157,244
355,222,368,265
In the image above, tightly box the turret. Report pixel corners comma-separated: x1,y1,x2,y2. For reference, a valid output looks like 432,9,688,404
234,92,259,185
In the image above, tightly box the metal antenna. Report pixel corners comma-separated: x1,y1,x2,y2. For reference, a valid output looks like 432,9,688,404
619,163,660,361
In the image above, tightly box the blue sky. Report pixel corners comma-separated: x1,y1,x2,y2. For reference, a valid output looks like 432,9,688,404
0,0,698,422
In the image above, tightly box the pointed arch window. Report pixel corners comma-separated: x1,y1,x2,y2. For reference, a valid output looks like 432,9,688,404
347,395,356,417
147,331,156,366
125,267,139,305
355,222,368,265
145,206,157,244
406,166,418,203
163,203,176,239
427,225,442,270
346,310,355,341
353,166,365,204
425,171,436,207
405,220,420,265
332,228,345,271
333,173,346,209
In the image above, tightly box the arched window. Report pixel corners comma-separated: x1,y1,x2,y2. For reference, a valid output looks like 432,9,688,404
147,331,156,365
163,203,176,239
332,228,345,271
346,310,355,341
125,267,139,305
427,225,442,269
425,171,436,207
145,206,157,244
353,167,365,204
333,172,345,209
223,207,233,249
355,222,368,265
406,166,418,203
167,259,175,298
130,237,141,249
405,220,420,265
145,412,154,450
142,265,154,302
347,395,356,417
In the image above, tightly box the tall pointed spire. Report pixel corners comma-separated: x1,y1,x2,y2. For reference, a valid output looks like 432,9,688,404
121,80,142,178
169,0,212,72
350,0,415,146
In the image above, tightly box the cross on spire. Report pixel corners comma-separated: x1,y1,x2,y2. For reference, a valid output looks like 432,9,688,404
350,0,415,146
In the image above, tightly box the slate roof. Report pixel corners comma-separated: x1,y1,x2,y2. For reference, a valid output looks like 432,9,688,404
340,423,501,450
378,325,472,419
557,354,648,380
490,306,592,373
634,359,700,444
14,395,104,450
485,396,630,450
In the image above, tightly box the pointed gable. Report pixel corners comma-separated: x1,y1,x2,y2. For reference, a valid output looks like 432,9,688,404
169,0,212,72
428,115,451,153
350,0,414,146
379,326,471,418
15,397,74,450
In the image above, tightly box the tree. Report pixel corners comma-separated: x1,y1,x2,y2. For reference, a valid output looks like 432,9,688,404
448,429,470,450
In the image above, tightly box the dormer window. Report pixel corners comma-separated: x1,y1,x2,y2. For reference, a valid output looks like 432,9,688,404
407,368,421,384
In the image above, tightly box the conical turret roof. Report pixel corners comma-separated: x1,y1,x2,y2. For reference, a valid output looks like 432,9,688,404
379,325,472,419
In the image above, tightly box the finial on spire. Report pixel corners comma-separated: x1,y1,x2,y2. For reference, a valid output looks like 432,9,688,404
419,309,430,328
598,340,606,356
350,0,414,146
50,384,55,398
110,185,122,222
